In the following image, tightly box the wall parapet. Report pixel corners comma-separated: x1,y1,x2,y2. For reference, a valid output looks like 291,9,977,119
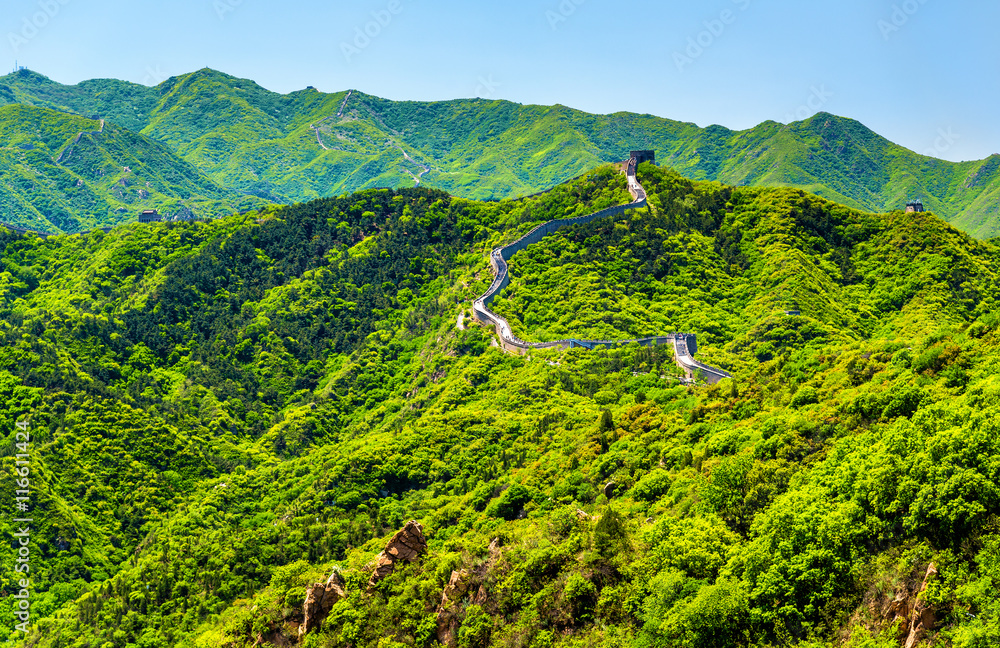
469,154,733,384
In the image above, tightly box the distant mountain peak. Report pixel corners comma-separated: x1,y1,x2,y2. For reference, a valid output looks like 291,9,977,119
0,68,998,237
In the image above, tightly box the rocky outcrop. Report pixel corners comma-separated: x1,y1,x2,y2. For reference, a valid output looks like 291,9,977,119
873,562,939,647
904,564,938,648
299,570,347,638
436,569,472,647
253,629,294,647
368,520,428,588
435,538,503,647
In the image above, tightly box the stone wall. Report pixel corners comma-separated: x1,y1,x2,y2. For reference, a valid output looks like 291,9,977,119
472,155,652,354
470,153,733,382
630,150,655,166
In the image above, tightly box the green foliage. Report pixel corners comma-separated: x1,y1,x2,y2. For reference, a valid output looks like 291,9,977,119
5,68,1000,237
594,508,628,558
485,484,533,521
2,166,1000,648
458,605,492,648
630,468,673,502
0,103,262,234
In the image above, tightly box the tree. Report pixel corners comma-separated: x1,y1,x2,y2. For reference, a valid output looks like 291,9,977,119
594,507,628,558
458,605,491,648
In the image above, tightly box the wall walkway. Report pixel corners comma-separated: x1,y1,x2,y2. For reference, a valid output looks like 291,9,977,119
471,155,733,384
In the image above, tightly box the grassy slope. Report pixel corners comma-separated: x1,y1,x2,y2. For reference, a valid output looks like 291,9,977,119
0,103,265,234
2,169,1000,646
3,68,1000,236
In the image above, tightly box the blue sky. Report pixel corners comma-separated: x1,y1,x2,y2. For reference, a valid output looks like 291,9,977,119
3,0,996,162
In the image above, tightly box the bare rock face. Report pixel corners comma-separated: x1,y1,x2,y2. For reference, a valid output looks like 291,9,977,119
368,520,428,588
875,562,939,646
904,564,938,648
486,537,502,562
885,589,912,630
253,629,293,647
436,569,471,647
299,570,347,638
435,538,503,647
445,569,472,601
604,482,617,499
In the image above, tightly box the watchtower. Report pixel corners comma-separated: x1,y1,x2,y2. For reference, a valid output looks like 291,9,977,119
905,200,925,213
630,150,656,165
138,209,161,223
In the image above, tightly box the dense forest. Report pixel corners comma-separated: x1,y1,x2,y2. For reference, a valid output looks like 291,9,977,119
2,164,1000,647
0,103,262,235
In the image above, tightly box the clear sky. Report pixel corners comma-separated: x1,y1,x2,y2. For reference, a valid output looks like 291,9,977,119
3,0,996,162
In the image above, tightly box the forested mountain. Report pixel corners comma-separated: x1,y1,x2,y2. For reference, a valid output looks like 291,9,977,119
2,67,1000,236
0,103,264,234
2,164,1000,646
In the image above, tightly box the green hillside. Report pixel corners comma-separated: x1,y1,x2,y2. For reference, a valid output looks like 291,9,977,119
2,167,1000,646
0,103,264,234
3,68,1000,237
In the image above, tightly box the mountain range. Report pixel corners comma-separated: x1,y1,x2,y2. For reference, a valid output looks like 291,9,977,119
1,67,999,237
2,163,1000,646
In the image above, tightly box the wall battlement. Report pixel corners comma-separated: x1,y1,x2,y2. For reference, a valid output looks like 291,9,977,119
630,150,655,165
471,152,733,384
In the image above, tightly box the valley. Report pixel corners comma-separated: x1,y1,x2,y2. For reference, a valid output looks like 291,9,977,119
1,162,999,646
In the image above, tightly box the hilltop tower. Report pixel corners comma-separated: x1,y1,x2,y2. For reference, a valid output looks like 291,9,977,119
905,200,925,213
138,209,162,223
630,150,656,165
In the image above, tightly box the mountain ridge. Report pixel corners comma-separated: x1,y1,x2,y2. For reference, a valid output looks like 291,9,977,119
2,67,1000,237
2,166,1000,645
0,102,262,234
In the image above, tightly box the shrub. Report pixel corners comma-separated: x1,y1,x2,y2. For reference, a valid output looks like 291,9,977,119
790,386,818,408
485,484,533,520
594,507,628,558
564,572,598,621
458,605,491,648
632,468,673,502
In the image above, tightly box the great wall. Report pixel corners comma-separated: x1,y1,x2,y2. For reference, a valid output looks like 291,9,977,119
471,152,733,384
55,119,105,164
0,149,733,384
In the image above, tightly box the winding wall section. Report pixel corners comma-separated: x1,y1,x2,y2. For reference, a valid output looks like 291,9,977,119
56,119,104,164
471,155,733,384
